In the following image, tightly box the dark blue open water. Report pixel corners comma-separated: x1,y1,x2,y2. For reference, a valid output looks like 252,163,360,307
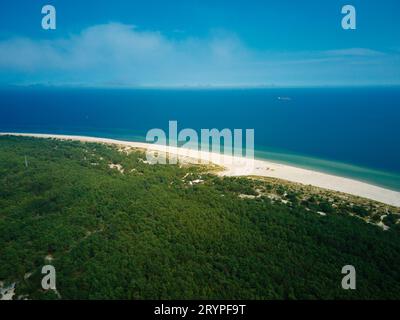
1,86,399,190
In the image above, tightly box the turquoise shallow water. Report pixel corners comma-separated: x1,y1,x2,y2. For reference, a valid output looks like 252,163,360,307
255,148,400,191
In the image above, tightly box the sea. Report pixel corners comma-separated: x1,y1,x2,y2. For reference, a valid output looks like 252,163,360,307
1,86,399,191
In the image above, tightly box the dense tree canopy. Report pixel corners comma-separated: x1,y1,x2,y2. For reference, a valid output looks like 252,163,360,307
0,136,399,299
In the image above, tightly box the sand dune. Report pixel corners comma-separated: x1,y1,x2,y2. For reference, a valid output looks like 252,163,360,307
1,132,399,207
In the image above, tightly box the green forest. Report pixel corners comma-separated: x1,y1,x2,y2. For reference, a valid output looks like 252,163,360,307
0,135,400,300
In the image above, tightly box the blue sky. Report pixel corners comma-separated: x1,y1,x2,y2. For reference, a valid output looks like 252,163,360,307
0,0,399,87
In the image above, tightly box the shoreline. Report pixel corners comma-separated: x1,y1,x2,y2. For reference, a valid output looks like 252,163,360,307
254,148,400,192
1,132,400,207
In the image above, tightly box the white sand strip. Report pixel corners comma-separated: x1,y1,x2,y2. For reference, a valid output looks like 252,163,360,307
1,132,399,207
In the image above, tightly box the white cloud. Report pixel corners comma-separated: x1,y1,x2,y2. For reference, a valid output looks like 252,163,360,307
324,48,385,57
0,23,399,86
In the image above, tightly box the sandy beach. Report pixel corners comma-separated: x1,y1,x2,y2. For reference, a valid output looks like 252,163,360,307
1,132,400,207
